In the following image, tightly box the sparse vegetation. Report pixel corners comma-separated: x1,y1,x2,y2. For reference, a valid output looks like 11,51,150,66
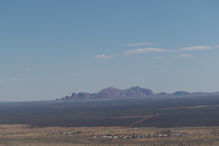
0,125,218,145
1,95,219,145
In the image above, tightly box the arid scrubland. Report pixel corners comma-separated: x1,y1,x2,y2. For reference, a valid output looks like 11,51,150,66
0,124,219,146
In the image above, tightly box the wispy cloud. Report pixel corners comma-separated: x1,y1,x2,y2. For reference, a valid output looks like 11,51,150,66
216,45,219,48
1,68,30,84
125,42,152,47
95,45,212,59
177,46,212,52
95,54,112,59
176,54,192,58
8,78,20,81
0,78,21,84
25,68,31,72
124,48,166,56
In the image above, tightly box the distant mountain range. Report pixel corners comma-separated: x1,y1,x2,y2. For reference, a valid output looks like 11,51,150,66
57,86,218,101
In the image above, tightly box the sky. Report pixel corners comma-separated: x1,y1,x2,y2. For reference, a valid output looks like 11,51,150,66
0,0,219,101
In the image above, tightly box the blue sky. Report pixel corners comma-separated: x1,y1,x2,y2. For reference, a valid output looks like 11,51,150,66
1,0,219,101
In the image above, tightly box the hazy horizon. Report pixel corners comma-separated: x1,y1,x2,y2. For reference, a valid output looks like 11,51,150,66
1,0,219,101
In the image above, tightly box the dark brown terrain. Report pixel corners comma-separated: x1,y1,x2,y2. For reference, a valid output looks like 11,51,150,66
1,88,219,145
